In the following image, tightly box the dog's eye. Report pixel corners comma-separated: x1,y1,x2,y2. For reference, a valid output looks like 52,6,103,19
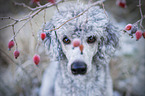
63,36,71,44
87,36,96,43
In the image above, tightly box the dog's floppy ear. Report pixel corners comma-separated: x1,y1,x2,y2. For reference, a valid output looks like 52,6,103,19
104,23,119,56
96,23,119,61
41,22,63,61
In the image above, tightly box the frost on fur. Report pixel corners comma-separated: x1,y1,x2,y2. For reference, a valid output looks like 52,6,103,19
41,3,119,62
39,2,119,96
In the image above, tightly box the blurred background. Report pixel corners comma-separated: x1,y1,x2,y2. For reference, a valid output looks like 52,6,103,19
0,0,144,96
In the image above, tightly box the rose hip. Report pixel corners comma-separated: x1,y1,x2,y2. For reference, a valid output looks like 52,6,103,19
73,39,80,47
33,54,40,65
79,44,84,54
41,33,46,40
14,50,20,59
142,32,145,39
125,24,132,31
118,2,126,8
135,30,142,40
8,40,14,51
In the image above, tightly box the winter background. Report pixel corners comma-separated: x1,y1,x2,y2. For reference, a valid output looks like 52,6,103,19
0,0,145,96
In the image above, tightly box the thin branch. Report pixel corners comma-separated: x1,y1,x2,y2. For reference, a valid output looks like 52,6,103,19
138,0,143,19
101,0,108,18
43,9,46,31
0,20,19,30
138,0,144,29
30,20,37,40
0,17,18,21
12,25,18,50
47,0,104,32
0,0,104,41
14,2,33,10
0,0,63,31
17,0,63,11
44,9,46,25
55,4,60,13
0,48,32,79
134,15,145,25
13,18,32,38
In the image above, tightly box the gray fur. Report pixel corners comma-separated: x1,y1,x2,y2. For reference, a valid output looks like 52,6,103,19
40,2,119,96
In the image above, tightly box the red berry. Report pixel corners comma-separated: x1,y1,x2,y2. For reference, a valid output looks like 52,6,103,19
33,54,40,65
79,44,84,54
142,32,145,39
14,50,20,59
8,40,14,50
48,0,56,4
125,24,132,31
116,0,126,8
118,2,126,8
73,39,80,47
135,30,142,40
41,33,46,40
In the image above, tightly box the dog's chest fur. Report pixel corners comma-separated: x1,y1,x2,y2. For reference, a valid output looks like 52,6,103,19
53,60,110,96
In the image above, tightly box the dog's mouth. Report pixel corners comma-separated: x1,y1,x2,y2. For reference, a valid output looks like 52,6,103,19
71,61,87,75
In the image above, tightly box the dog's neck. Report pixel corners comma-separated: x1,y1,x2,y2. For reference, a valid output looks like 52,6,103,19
54,59,113,96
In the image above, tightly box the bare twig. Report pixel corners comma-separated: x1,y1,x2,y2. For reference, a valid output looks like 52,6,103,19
0,48,32,79
14,2,33,10
44,9,46,25
12,25,18,50
134,15,145,26
43,9,46,31
18,0,63,11
101,0,108,18
0,0,104,36
55,4,60,13
14,18,32,38
46,0,105,32
0,17,18,21
138,0,144,29
0,21,18,30
0,0,63,31
30,20,37,40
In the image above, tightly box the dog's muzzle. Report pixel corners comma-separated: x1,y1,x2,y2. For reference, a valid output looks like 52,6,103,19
71,61,87,75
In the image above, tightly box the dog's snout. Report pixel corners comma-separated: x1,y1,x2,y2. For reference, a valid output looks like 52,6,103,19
71,61,87,75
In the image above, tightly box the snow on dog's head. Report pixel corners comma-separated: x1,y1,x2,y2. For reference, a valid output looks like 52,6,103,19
42,2,119,76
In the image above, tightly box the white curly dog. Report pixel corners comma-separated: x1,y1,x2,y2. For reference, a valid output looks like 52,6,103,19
39,2,119,96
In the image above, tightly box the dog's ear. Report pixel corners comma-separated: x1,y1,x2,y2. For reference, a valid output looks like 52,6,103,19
104,23,119,56
96,23,119,61
40,22,63,61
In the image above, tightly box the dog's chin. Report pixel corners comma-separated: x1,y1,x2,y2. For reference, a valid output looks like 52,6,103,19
71,74,87,81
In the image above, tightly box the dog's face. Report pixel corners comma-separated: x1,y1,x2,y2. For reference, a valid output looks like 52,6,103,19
57,28,99,75
44,3,119,76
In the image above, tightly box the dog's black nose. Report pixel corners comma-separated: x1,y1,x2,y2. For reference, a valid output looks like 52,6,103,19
71,61,87,75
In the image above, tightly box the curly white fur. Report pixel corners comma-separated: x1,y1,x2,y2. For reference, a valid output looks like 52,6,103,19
39,2,119,96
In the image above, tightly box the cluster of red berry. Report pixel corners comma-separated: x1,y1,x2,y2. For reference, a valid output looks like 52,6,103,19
7,32,46,65
8,40,20,59
124,24,145,40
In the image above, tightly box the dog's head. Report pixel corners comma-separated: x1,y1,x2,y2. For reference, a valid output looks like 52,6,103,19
42,3,119,76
